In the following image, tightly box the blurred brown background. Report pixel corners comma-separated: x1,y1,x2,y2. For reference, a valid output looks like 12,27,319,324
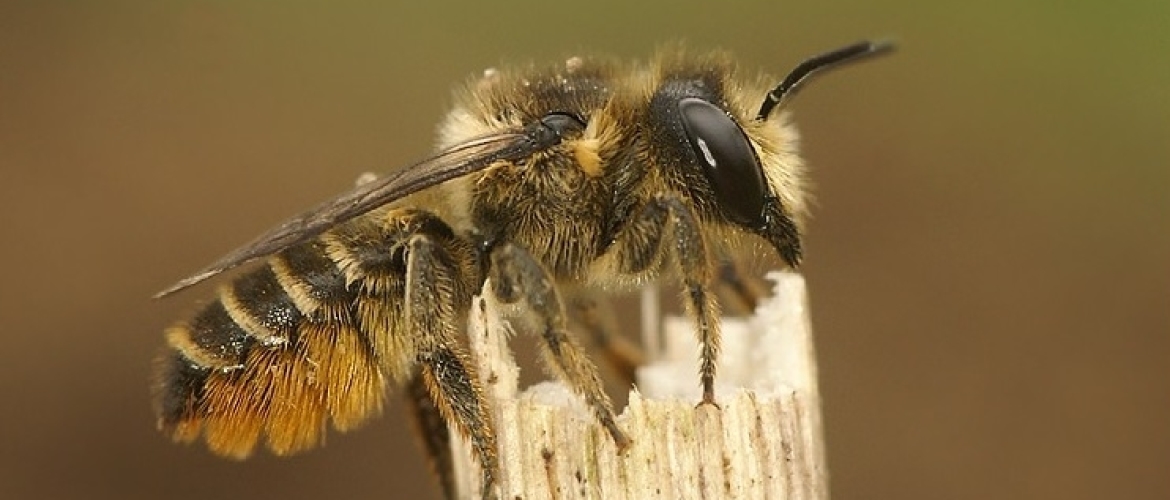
2,1,1167,499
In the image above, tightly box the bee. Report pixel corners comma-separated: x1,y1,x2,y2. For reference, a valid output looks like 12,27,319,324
153,40,892,499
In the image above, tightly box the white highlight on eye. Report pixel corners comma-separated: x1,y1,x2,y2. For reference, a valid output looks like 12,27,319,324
695,137,717,167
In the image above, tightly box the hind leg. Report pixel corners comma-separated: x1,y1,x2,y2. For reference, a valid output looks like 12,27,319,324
404,233,499,500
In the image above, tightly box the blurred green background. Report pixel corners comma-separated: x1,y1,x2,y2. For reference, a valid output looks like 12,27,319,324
2,1,1167,499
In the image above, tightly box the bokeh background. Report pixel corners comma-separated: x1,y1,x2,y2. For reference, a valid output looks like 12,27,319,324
2,1,1167,499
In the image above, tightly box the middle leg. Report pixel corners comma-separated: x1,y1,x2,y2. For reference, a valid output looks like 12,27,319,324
488,243,631,450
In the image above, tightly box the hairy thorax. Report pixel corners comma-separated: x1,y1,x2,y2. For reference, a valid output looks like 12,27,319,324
434,59,635,282
468,152,614,279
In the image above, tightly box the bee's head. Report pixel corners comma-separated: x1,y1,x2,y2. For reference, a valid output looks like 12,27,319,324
649,41,893,267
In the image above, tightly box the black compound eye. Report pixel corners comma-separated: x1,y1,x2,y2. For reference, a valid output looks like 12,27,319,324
678,97,766,226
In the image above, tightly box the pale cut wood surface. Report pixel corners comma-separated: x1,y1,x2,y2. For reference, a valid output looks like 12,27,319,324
451,272,827,500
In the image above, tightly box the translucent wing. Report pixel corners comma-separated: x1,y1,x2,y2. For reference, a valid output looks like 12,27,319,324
156,130,541,297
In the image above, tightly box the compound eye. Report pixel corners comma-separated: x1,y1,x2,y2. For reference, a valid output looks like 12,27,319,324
678,98,766,225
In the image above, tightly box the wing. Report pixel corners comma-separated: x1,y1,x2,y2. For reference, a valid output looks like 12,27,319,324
156,130,540,298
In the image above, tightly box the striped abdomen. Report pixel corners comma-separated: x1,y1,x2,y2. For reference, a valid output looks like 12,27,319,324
154,211,475,458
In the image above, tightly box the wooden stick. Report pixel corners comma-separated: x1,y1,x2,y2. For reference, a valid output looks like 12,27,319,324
451,272,827,499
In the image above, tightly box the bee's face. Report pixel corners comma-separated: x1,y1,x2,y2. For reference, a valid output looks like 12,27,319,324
642,55,791,230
